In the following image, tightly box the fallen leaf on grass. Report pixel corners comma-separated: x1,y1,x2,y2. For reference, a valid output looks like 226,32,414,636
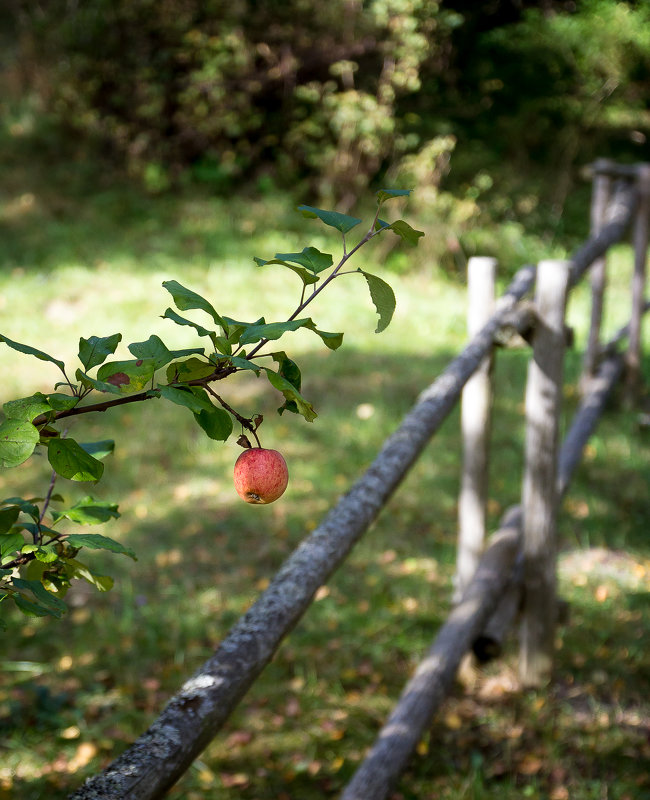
219,772,250,788
444,711,463,730
517,754,543,775
225,730,253,749
68,742,98,772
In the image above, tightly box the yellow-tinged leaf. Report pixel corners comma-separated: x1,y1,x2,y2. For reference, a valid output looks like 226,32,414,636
517,754,543,775
219,772,249,788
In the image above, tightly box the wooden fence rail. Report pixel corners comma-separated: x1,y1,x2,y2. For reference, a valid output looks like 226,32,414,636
71,164,647,800
341,321,631,800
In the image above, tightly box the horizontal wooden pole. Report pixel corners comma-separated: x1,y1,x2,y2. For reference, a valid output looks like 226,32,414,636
590,159,648,179
70,267,536,800
493,182,636,347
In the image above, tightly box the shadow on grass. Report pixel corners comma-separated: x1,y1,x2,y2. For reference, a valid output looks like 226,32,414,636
1,337,649,798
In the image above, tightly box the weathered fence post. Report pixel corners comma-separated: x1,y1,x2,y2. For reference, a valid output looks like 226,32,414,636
582,159,613,387
454,256,497,602
626,163,650,403
519,259,571,688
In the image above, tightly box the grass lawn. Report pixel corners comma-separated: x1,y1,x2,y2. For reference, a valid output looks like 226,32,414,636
1,129,649,799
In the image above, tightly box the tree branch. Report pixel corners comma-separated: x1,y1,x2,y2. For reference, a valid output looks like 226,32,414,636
31,365,237,427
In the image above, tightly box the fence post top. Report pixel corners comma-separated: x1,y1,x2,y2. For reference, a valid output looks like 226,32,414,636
537,258,572,275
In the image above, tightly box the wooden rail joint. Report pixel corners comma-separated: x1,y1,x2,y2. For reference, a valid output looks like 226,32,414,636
494,301,574,350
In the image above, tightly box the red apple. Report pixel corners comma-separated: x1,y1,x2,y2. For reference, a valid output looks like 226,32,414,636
233,447,289,504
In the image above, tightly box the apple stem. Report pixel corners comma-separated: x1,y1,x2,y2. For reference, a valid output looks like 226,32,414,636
205,386,262,447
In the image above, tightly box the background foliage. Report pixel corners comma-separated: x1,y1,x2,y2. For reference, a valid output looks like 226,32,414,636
5,0,650,243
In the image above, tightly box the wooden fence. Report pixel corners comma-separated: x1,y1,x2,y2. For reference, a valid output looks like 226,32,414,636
71,161,649,800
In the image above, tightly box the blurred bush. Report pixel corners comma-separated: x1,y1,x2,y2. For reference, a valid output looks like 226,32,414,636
9,0,457,202
4,0,650,266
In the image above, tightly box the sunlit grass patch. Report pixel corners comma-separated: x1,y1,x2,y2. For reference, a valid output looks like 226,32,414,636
1,168,649,800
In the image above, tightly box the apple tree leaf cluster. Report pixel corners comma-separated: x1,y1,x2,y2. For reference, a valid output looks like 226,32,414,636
0,190,423,627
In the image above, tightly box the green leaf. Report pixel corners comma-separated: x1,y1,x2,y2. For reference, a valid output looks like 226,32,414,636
47,438,104,482
0,334,66,373
264,368,317,422
51,496,119,525
230,356,261,374
162,308,214,339
67,560,114,592
96,358,156,393
158,384,213,414
0,420,40,468
80,440,115,460
254,257,320,286
162,280,228,332
297,205,362,234
193,406,233,441
304,324,343,351
238,318,315,346
47,393,80,412
165,357,216,384
376,188,412,204
78,333,122,371
1,497,39,520
128,334,204,369
271,353,303,415
1,532,24,564
21,544,59,563
358,270,396,333
75,368,122,395
65,533,136,560
14,594,52,618
384,219,425,246
221,316,265,346
13,578,67,616
20,523,58,539
272,352,302,391
3,393,51,422
0,506,20,534
273,247,333,274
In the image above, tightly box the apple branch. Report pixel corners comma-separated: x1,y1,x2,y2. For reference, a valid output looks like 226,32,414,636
246,223,382,360
31,363,238,427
